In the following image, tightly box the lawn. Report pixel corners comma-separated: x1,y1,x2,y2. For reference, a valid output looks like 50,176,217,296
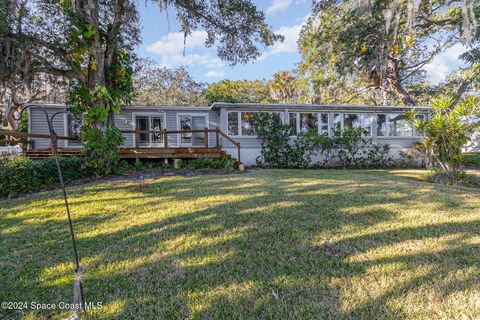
1,169,479,319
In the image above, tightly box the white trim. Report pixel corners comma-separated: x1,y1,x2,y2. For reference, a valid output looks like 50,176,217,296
226,110,284,138
376,113,421,138
176,112,210,147
287,112,329,137
331,112,374,137
131,111,167,147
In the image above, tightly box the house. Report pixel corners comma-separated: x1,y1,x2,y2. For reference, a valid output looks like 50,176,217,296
25,103,432,165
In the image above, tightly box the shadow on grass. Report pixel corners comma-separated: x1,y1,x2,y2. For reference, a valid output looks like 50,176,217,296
1,169,479,319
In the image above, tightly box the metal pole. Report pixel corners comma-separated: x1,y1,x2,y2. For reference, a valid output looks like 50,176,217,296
16,106,87,319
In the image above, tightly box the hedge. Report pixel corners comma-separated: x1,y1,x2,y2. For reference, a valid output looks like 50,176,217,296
0,156,91,198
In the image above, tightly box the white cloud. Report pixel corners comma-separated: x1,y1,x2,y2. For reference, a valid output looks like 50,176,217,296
424,44,467,84
146,31,223,68
147,31,207,56
206,70,226,78
259,24,302,60
266,0,293,15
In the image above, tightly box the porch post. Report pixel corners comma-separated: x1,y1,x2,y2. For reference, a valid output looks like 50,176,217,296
163,129,168,148
204,128,209,148
215,128,220,147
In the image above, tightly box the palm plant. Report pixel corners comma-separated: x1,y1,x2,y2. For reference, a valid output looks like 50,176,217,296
406,96,480,180
269,71,296,104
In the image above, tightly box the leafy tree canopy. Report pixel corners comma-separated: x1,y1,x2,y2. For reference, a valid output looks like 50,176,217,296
133,59,208,106
205,79,272,104
298,0,479,106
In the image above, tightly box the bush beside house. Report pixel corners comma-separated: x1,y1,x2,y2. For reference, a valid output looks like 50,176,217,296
253,113,393,169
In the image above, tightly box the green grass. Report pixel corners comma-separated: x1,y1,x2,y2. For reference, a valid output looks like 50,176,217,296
1,169,479,319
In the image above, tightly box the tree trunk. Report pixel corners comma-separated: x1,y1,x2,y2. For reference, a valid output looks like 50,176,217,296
386,56,416,106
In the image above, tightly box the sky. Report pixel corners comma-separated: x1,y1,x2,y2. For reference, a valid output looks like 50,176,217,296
136,0,465,84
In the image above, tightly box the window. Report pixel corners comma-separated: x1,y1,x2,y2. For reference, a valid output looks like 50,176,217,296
192,116,206,146
377,114,387,137
228,112,239,136
333,113,372,136
66,114,82,147
135,115,165,146
362,114,372,136
241,112,257,136
377,113,414,137
151,117,163,143
227,111,282,136
344,114,360,131
288,112,328,136
299,113,318,133
388,114,412,137
177,114,207,146
320,113,329,135
289,113,297,136
67,114,82,140
136,116,149,144
333,113,342,133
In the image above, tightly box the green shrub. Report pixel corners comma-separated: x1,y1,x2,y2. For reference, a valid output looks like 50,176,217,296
253,113,392,169
329,126,392,168
0,156,90,197
81,126,125,175
254,113,317,168
463,153,480,168
425,169,480,188
406,96,479,180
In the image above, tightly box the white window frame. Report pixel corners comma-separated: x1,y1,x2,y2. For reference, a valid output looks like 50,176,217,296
227,111,240,136
377,113,419,138
332,113,373,137
226,110,284,138
288,112,328,137
131,112,167,147
176,112,210,147
63,113,83,148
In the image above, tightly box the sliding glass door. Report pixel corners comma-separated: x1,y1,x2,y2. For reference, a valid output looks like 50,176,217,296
135,115,164,147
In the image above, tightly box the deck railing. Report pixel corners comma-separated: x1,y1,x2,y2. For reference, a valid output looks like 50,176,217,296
121,128,241,163
0,128,242,163
0,129,77,150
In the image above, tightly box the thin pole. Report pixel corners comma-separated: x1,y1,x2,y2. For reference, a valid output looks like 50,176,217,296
39,108,87,319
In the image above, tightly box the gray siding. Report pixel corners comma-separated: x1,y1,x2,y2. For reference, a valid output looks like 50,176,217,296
28,104,441,166
29,107,67,149
29,106,221,149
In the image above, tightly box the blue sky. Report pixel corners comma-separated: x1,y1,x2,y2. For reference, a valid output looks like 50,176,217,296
136,0,465,84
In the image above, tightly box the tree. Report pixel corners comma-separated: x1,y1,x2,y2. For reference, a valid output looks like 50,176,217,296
1,0,282,171
205,79,272,104
299,0,479,105
268,71,296,103
0,0,78,128
1,73,69,129
406,96,480,180
133,59,207,106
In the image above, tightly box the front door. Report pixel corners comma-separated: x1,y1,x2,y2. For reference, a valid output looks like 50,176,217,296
178,115,207,147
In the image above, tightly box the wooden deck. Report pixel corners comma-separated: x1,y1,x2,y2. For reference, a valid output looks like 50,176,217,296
2,128,239,161
25,147,224,159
